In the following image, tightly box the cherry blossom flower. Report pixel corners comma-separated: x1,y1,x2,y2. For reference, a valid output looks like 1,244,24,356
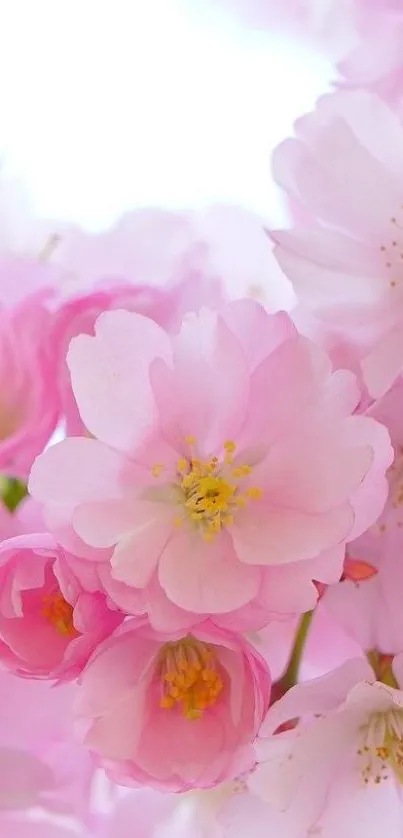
75,618,270,791
271,90,403,397
325,377,403,654
0,532,121,679
29,301,392,629
0,257,60,478
251,655,403,838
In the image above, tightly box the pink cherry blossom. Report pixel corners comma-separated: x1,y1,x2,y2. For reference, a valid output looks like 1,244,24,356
0,257,60,478
271,90,403,398
251,655,403,838
325,378,403,654
29,300,392,629
75,618,270,791
0,533,121,679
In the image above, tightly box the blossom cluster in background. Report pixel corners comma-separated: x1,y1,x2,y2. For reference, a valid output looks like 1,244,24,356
3,0,403,836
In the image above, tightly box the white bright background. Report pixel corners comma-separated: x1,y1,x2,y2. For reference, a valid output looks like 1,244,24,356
0,0,332,231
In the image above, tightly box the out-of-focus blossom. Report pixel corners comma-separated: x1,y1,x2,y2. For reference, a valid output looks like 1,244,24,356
272,90,403,398
75,618,270,791
0,532,121,679
0,258,60,478
49,206,292,312
0,816,80,838
0,667,95,822
251,655,403,838
339,2,403,109
30,302,392,629
325,378,403,654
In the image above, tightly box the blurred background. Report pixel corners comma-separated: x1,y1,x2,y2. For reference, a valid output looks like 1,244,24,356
0,0,334,231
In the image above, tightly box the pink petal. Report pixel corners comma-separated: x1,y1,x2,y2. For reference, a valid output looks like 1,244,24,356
67,309,172,452
158,530,261,614
232,502,354,565
111,512,173,589
29,437,125,505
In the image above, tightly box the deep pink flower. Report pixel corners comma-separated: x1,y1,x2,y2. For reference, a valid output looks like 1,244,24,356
75,618,270,791
0,257,60,478
251,655,403,838
0,533,121,679
271,90,403,398
325,378,403,654
30,300,392,629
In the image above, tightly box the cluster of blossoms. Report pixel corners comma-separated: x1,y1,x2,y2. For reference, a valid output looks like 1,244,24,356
5,1,403,837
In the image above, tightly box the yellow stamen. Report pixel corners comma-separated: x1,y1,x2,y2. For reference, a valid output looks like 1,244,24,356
152,463,165,478
159,637,223,720
149,436,262,540
247,487,263,500
41,591,77,637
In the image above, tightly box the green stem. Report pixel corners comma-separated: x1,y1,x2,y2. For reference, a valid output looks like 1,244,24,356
280,610,314,692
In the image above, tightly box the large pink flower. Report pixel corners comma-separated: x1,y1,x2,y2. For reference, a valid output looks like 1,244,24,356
325,377,403,654
75,618,270,791
0,257,60,478
29,300,392,629
0,533,121,679
250,655,403,838
271,90,403,398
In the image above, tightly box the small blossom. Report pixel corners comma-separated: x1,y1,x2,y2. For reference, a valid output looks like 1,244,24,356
75,618,270,791
0,533,122,680
251,655,403,838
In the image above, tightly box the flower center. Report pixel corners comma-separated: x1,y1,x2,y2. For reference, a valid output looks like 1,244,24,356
41,591,77,636
159,637,223,720
152,438,263,540
358,708,403,785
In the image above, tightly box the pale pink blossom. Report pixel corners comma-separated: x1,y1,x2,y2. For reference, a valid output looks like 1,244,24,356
50,205,290,312
339,4,403,108
0,816,80,838
272,90,403,398
0,258,60,478
325,378,403,654
146,780,289,838
0,533,121,679
0,668,95,821
75,618,270,791
251,655,403,838
99,788,178,838
29,301,392,629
